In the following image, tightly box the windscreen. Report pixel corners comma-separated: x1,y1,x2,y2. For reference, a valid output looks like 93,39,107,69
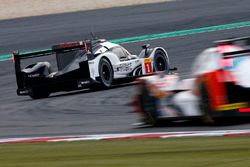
221,56,249,70
222,55,250,88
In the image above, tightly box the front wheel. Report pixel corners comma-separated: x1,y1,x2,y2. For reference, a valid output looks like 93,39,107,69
153,49,169,72
99,58,113,88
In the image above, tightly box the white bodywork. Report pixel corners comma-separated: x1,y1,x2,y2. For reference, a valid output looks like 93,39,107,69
235,58,250,87
140,48,224,118
140,46,250,119
87,41,169,81
142,73,201,117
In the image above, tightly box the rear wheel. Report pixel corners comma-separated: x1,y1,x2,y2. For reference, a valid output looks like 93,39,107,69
140,85,158,126
29,87,50,99
99,58,113,88
200,84,214,124
153,50,169,72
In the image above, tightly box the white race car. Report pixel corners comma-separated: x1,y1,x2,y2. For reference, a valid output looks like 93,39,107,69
132,36,250,125
13,39,170,99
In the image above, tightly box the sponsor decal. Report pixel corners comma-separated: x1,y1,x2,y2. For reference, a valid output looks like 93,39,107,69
78,80,90,88
216,102,248,111
114,63,133,72
144,58,153,74
19,90,29,94
80,81,90,85
28,73,40,77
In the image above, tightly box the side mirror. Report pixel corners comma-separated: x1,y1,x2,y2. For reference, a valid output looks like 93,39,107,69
87,53,95,60
142,44,150,57
142,44,150,50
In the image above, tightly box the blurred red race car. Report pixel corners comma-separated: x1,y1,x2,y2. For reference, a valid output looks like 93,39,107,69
133,36,250,126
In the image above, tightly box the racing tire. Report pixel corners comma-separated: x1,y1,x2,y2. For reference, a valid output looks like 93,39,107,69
140,85,159,126
29,87,50,99
153,49,169,72
99,58,113,88
200,84,214,124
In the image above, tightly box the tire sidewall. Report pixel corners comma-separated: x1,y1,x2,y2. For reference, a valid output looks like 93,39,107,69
140,85,158,126
153,50,169,72
99,58,113,88
200,83,214,124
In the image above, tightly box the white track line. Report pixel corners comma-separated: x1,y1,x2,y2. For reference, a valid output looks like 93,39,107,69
1,129,250,144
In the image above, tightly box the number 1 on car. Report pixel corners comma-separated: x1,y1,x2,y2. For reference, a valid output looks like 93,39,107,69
144,58,153,74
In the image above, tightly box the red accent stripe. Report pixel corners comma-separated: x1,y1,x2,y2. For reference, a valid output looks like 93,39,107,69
12,53,15,64
239,108,250,113
59,42,80,49
220,58,233,67
6,137,77,144
84,41,88,52
104,133,193,140
217,44,243,54
105,134,164,140
205,71,228,110
224,132,250,137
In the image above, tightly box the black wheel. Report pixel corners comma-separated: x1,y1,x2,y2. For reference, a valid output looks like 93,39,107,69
153,50,169,72
139,85,158,126
99,58,113,88
200,84,214,124
29,87,50,99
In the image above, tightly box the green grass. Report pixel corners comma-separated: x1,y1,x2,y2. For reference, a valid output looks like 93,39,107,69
1,137,250,167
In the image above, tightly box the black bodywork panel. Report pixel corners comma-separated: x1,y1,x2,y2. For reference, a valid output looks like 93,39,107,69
13,41,95,96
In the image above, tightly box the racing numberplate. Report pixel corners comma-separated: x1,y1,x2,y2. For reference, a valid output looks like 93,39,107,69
143,58,153,74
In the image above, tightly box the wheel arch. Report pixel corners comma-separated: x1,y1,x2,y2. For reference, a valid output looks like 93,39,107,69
151,47,170,72
98,56,114,76
100,56,113,68
93,53,117,78
95,55,114,88
150,47,169,61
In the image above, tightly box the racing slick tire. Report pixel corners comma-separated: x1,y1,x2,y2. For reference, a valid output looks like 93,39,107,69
99,58,113,88
140,84,159,126
29,87,50,99
153,49,169,72
200,84,214,124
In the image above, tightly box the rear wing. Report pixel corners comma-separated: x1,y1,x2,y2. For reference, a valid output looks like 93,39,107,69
12,41,89,92
12,38,106,70
222,49,250,58
214,36,250,58
215,36,250,46
12,41,87,72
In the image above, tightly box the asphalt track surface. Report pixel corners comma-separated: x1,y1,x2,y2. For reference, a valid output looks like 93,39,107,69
1,0,250,138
